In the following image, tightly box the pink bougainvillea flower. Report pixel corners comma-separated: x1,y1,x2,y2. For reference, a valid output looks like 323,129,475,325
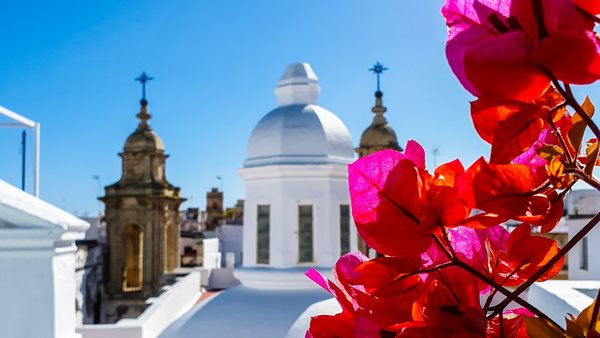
470,87,566,164
458,157,563,231
513,112,573,196
505,223,565,281
305,311,355,338
440,224,563,288
393,267,486,337
305,252,425,335
576,0,600,15
487,308,533,338
349,141,469,257
443,0,600,101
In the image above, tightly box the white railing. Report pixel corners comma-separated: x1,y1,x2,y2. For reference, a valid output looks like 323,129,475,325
0,105,40,197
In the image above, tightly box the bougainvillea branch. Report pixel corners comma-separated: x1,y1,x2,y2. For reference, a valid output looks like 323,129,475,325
490,212,600,320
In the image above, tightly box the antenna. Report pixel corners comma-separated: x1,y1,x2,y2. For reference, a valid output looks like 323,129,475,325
432,146,440,168
21,130,26,191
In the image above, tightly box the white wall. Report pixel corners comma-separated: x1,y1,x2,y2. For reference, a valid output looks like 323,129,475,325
0,180,89,338
240,164,357,268
566,190,600,280
217,225,243,268
202,238,221,269
567,218,600,280
79,272,201,338
0,229,58,338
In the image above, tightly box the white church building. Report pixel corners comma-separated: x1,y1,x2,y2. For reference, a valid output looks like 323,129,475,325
239,62,358,268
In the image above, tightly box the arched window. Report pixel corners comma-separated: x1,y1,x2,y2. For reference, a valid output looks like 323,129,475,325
122,224,143,292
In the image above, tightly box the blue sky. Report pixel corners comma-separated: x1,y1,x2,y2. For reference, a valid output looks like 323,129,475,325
1,1,593,216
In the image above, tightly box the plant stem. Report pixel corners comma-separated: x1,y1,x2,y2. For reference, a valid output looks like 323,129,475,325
499,311,505,338
553,79,600,142
568,168,600,191
547,114,573,163
373,261,454,297
575,5,600,23
432,236,564,331
454,259,562,330
440,225,458,259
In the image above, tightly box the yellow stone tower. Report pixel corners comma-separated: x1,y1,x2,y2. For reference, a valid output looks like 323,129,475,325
355,63,401,255
100,74,184,321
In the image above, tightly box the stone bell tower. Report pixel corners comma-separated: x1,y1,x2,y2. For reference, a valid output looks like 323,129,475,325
355,63,401,256
101,73,184,309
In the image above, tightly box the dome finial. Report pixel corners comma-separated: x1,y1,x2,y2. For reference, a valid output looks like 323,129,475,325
134,72,154,130
274,63,320,106
369,63,388,125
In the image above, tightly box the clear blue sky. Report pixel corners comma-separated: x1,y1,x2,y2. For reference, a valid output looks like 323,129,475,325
1,1,593,216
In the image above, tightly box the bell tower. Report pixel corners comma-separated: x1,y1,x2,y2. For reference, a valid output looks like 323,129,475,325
355,63,401,255
101,73,184,309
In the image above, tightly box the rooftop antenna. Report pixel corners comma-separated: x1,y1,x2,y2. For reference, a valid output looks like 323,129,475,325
432,146,440,168
21,130,26,191
216,176,223,192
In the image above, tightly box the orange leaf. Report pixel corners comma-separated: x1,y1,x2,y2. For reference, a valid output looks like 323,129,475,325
568,96,595,155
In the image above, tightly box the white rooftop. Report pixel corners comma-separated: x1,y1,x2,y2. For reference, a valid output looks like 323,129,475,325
245,63,354,168
0,179,88,232
159,286,339,338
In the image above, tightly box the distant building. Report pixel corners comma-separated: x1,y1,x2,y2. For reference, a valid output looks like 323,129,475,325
355,65,401,256
181,207,203,232
100,97,185,322
76,216,105,324
223,199,244,225
205,188,223,231
180,231,205,267
355,90,400,157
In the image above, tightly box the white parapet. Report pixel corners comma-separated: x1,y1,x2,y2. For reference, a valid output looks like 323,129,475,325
78,272,201,338
528,280,600,329
0,179,89,338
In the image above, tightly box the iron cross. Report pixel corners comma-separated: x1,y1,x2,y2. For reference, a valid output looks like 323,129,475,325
135,72,154,101
369,62,388,92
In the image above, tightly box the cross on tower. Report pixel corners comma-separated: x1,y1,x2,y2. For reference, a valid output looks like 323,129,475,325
135,72,154,101
369,62,388,92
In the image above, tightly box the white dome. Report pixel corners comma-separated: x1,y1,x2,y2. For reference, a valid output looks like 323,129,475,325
245,63,354,167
